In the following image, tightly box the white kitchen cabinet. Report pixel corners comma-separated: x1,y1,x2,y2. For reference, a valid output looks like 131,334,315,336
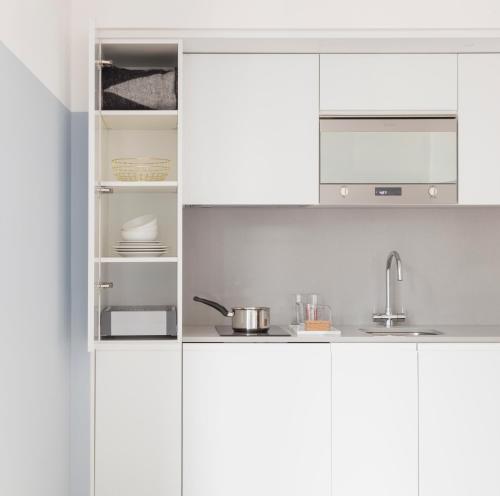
94,349,181,496
183,54,319,205
183,343,331,496
458,54,500,204
419,344,500,496
331,343,418,496
320,54,457,113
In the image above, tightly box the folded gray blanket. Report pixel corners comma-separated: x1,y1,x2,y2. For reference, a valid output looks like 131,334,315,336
102,66,177,110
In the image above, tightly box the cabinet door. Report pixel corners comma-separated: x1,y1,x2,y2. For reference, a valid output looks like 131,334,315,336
320,54,457,112
183,343,331,496
94,349,181,496
183,54,319,205
331,343,418,496
458,55,500,204
419,344,500,496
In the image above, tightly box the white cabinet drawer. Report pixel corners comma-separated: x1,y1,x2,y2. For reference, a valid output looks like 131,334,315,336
320,54,457,113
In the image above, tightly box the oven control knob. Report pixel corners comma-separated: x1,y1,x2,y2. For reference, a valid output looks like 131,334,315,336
428,186,438,198
340,186,349,198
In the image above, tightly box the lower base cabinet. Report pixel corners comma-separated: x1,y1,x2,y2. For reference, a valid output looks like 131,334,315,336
419,344,500,496
183,343,331,496
94,349,181,496
92,342,500,496
331,343,419,496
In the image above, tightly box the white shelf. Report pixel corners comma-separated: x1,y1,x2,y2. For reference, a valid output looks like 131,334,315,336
92,339,181,351
100,110,178,130
99,257,178,263
99,181,178,193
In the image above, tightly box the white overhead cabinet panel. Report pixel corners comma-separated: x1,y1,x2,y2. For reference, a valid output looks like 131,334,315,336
458,54,500,205
331,344,418,496
183,54,319,204
419,344,500,496
183,344,331,496
94,350,181,496
320,54,457,113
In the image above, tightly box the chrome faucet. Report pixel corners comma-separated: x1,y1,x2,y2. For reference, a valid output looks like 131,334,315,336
372,250,406,328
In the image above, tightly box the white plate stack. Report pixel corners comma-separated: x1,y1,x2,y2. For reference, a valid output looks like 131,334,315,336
114,241,169,257
115,214,169,257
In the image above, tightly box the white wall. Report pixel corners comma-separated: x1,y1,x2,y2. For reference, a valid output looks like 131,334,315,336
1,0,70,107
70,0,500,111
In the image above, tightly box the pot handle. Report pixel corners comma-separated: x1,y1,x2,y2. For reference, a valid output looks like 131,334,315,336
193,296,232,317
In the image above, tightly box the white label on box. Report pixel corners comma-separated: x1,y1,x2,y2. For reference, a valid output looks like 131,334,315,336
110,311,167,335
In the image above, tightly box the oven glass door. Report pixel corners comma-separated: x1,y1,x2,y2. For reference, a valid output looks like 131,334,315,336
320,118,457,184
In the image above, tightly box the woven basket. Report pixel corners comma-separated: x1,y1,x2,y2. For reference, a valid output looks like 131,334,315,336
112,157,171,181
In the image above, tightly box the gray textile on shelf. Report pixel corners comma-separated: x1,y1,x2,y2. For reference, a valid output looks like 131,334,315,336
103,66,177,110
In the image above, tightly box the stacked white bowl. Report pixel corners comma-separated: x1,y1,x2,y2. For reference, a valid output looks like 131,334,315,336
121,214,158,241
115,215,168,257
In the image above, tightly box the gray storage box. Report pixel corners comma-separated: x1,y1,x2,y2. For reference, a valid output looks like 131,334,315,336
101,305,177,339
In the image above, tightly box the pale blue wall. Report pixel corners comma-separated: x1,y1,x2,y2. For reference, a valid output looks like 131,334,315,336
70,113,90,496
0,42,70,496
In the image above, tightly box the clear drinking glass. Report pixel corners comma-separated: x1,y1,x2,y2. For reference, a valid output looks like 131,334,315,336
294,294,333,330
295,294,319,325
304,305,333,331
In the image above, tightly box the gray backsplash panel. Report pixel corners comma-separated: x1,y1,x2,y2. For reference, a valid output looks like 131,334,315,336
184,206,500,327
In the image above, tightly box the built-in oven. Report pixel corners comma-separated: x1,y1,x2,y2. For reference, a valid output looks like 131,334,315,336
319,116,457,204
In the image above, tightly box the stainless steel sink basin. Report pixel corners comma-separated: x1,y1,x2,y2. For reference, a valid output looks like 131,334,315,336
359,327,442,337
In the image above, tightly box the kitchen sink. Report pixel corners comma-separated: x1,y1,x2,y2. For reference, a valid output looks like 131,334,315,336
359,327,442,337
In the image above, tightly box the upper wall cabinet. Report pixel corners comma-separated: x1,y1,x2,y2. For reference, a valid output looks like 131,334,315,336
183,54,319,205
458,54,500,205
320,54,457,113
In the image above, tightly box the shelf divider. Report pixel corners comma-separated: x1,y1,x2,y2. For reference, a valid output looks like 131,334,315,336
100,110,178,130
99,257,178,264
98,181,178,193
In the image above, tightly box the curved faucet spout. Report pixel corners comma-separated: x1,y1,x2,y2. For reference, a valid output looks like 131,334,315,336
386,250,403,281
372,250,406,328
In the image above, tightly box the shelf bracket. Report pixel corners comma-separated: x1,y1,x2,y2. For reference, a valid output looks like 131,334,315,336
96,282,114,289
95,186,114,194
95,59,113,67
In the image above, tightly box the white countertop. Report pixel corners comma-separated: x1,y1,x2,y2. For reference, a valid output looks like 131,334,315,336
182,325,500,343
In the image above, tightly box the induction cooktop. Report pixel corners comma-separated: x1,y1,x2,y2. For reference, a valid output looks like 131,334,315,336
215,326,291,337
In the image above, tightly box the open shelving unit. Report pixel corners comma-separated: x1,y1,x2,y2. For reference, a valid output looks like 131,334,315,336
88,35,183,349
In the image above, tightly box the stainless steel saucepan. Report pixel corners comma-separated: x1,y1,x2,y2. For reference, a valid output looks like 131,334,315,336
193,296,271,332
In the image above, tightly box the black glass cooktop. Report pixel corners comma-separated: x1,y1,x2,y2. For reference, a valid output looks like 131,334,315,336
215,326,291,337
